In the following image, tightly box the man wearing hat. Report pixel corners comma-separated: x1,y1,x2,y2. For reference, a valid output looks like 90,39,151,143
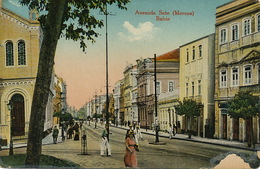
101,124,111,156
134,125,143,144
125,124,133,139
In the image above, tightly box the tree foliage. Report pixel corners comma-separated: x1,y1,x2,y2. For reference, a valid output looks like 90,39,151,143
53,112,73,122
175,99,201,118
77,108,86,119
228,91,259,119
20,0,130,51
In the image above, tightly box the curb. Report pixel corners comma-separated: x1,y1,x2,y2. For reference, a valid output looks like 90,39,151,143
112,125,258,152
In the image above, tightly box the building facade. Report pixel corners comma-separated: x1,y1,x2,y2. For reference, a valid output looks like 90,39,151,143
136,49,180,130
0,2,54,144
214,0,260,143
180,34,215,138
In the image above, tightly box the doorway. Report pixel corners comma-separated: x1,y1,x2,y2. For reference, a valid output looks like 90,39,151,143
222,114,227,139
233,118,239,141
11,94,25,136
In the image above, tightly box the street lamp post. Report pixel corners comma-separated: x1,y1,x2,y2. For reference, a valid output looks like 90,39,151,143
7,100,13,155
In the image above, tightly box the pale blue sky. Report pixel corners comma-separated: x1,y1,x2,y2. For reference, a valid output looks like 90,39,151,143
3,0,231,109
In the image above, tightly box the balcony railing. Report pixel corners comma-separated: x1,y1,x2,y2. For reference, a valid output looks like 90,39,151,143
219,32,260,53
239,84,260,94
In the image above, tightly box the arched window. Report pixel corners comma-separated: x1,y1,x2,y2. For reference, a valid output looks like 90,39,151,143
231,23,239,41
220,28,227,44
18,41,26,65
244,65,252,85
243,18,251,36
257,14,260,32
6,41,14,66
220,69,227,88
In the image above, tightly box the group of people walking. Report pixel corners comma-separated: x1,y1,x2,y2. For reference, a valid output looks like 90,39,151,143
53,121,143,168
52,122,83,144
100,124,143,168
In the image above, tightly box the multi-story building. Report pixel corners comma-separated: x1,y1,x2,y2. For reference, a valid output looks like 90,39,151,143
131,65,138,124
215,0,260,143
123,64,133,124
154,49,180,132
120,80,125,125
123,64,138,125
136,48,180,130
180,34,215,138
113,79,122,125
0,1,54,144
158,89,179,132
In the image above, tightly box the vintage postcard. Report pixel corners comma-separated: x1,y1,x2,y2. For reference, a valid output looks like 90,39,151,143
0,0,259,168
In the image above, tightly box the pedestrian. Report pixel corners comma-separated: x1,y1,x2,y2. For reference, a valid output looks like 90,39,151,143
169,124,173,139
101,124,111,156
125,125,133,139
73,123,80,141
173,124,177,136
134,125,143,144
67,125,74,139
52,126,59,144
124,130,138,168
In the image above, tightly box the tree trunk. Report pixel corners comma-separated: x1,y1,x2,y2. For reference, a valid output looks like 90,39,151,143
25,0,68,166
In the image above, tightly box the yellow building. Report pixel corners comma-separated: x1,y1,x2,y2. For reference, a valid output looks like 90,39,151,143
214,0,260,143
180,34,215,138
0,1,53,144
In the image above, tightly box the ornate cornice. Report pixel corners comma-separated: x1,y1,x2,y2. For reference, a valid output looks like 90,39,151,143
0,10,39,30
0,80,34,88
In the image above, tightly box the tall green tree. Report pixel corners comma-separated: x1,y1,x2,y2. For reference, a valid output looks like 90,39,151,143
175,99,201,138
20,0,130,166
227,91,259,147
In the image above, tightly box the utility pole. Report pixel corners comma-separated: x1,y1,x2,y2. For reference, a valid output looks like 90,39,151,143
103,3,115,156
154,54,159,143
105,3,109,142
149,54,165,145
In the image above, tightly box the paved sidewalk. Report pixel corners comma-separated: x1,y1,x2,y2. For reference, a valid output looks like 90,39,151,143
1,127,63,150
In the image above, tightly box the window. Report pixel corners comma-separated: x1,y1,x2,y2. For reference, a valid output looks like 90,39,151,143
231,24,238,41
186,83,188,97
220,70,227,88
257,14,260,32
258,64,260,84
243,18,251,36
199,45,202,58
220,28,227,44
156,81,161,94
18,41,26,65
32,13,37,20
192,46,195,60
232,67,239,86
168,81,174,92
6,41,14,66
244,65,252,85
198,80,201,95
192,82,194,96
186,49,189,62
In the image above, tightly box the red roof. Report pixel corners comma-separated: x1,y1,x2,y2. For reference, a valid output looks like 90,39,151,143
156,48,180,61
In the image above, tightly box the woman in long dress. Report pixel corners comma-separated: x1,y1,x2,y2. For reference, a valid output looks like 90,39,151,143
124,130,138,168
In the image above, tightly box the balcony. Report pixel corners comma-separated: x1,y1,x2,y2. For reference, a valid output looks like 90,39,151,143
219,32,260,53
239,84,260,94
